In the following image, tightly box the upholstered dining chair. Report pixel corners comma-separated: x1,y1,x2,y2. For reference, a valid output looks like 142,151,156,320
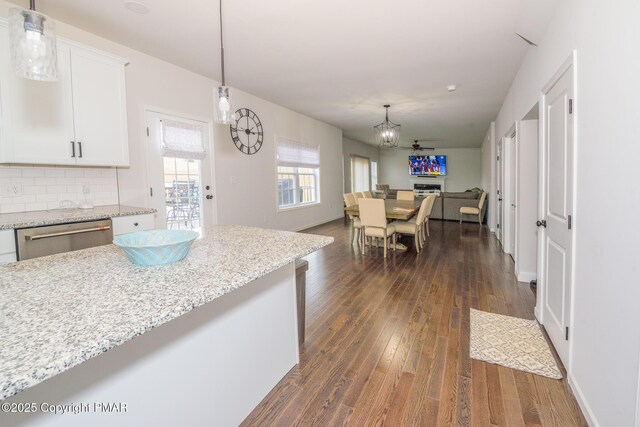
359,198,396,258
343,193,361,244
422,194,437,238
354,192,365,204
362,191,373,198
397,190,415,201
391,195,432,254
460,192,487,225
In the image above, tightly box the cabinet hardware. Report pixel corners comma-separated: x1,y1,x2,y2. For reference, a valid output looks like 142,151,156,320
71,141,76,158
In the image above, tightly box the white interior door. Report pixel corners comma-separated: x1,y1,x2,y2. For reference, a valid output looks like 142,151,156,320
496,141,503,244
509,133,517,258
146,110,217,231
540,64,574,365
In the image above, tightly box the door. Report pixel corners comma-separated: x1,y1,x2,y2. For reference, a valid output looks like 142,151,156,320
0,27,76,165
71,49,129,167
509,132,517,257
540,64,574,365
146,110,216,231
496,140,503,244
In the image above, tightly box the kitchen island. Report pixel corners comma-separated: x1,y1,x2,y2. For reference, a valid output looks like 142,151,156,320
0,225,333,426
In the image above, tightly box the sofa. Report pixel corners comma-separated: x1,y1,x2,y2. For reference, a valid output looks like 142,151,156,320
430,189,488,223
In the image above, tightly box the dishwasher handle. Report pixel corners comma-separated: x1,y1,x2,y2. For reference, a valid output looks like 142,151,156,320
25,225,112,241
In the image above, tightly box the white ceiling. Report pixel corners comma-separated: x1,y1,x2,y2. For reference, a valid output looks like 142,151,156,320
11,0,557,148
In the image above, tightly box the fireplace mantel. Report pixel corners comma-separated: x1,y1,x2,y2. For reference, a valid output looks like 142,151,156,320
410,176,446,192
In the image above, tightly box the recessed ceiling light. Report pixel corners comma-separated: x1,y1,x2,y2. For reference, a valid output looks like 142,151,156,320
124,1,150,14
447,85,457,92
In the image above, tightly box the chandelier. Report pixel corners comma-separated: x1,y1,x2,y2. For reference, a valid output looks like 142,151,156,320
374,104,400,148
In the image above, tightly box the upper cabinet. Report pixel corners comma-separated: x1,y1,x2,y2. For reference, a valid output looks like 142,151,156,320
0,23,130,167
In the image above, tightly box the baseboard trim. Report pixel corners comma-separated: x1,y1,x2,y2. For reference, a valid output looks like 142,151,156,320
568,374,599,427
517,271,537,283
534,305,542,323
295,215,344,232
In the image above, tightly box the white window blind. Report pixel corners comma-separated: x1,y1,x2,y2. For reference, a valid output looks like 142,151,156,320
161,119,206,160
351,156,370,192
276,139,320,167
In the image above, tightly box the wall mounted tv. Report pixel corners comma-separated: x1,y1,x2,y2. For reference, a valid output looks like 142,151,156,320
409,155,447,176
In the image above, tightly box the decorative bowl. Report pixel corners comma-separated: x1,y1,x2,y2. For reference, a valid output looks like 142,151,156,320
113,230,199,266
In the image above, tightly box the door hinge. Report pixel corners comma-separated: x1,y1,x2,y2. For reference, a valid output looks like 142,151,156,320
569,99,573,114
496,155,500,161
150,187,153,197
568,215,572,230
497,223,500,229
146,127,150,137
565,326,569,340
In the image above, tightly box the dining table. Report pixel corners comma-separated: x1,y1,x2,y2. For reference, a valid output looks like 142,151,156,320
344,199,422,251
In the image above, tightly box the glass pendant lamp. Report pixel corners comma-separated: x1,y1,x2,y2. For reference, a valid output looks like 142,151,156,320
9,0,58,81
214,0,234,124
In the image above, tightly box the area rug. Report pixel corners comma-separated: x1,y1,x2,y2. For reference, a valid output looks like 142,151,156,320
470,309,562,379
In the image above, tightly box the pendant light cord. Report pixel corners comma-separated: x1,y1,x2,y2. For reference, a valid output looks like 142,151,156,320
219,0,225,86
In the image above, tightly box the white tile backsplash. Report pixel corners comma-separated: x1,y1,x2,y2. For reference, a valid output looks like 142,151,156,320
0,166,119,214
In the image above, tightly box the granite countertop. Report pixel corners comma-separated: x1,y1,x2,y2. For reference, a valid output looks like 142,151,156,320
0,225,333,401
0,205,157,230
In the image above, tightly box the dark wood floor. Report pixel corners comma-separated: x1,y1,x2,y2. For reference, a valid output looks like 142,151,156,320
242,219,587,426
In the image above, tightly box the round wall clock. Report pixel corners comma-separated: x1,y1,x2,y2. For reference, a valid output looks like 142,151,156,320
230,108,264,155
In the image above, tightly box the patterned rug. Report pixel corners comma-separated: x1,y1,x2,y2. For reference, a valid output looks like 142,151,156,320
470,309,562,379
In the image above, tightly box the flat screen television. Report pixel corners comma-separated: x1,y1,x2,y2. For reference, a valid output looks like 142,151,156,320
409,155,447,176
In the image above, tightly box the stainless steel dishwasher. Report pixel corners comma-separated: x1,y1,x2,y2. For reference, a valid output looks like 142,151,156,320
16,219,113,261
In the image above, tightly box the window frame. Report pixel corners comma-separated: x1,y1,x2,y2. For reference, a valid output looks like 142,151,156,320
275,138,321,212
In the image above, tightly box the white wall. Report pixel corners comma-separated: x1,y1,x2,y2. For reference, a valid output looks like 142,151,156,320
0,1,343,232
212,90,344,231
493,1,640,425
515,120,538,282
342,138,380,193
379,148,482,192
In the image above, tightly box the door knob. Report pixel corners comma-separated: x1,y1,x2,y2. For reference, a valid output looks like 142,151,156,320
206,195,213,200
536,220,547,228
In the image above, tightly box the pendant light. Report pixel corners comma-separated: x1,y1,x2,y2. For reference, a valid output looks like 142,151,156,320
374,105,401,148
214,0,234,124
9,0,58,81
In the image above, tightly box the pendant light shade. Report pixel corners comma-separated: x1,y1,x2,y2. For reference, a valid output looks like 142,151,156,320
374,105,400,148
9,1,58,81
214,0,234,125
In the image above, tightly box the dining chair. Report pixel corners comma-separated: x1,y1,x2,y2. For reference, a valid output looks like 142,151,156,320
343,193,361,245
391,195,431,254
354,192,365,204
397,190,415,201
422,194,437,237
459,192,487,225
363,191,373,198
359,198,396,258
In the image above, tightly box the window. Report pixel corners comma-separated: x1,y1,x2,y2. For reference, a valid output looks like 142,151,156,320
371,160,378,189
276,139,320,209
351,155,370,192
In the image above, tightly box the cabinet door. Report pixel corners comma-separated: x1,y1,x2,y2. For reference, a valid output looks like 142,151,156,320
71,49,129,167
0,27,76,165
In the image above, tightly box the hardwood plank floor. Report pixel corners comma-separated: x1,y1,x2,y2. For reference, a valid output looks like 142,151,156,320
241,219,587,426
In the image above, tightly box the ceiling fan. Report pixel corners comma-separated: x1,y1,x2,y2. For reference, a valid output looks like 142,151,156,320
398,140,436,152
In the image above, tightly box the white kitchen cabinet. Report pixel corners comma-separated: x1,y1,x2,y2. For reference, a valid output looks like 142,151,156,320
0,21,129,167
0,229,16,264
112,214,155,236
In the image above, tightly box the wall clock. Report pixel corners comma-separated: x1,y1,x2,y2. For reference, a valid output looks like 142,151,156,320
230,108,264,155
